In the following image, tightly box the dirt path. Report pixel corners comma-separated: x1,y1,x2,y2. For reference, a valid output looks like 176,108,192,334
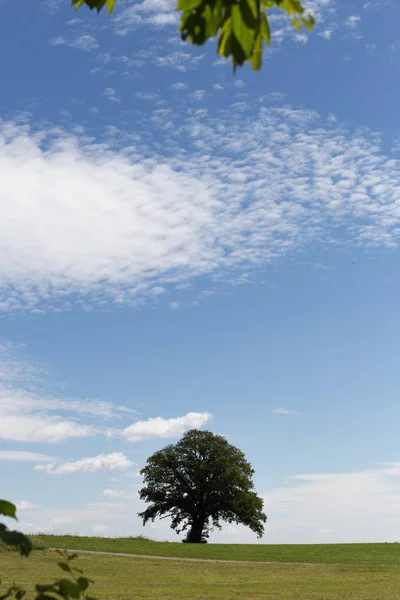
49,548,316,566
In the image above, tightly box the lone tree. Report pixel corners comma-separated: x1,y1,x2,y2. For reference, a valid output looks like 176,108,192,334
138,429,267,543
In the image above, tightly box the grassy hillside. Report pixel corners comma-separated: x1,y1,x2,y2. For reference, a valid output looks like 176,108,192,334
2,549,400,600
31,535,400,565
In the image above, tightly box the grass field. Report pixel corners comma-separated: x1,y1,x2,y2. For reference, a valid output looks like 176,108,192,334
2,549,400,600
2,538,400,599
32,535,400,565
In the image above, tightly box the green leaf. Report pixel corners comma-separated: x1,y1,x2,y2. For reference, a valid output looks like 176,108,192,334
105,0,116,13
301,14,315,30
71,0,86,9
57,580,80,599
218,18,233,59
177,0,202,11
238,0,258,30
251,33,262,70
231,4,254,64
278,0,304,15
180,9,207,44
66,553,79,562
0,500,17,520
71,0,115,14
57,563,71,574
0,528,32,556
290,17,301,30
35,586,55,594
76,578,90,592
260,13,270,44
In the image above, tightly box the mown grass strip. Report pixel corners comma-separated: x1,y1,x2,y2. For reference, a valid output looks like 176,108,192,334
30,535,400,565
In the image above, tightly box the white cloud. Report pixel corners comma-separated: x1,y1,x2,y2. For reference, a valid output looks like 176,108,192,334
2,105,400,312
319,28,333,39
16,461,400,543
103,87,121,103
0,344,209,448
35,452,135,475
16,501,39,511
17,502,137,537
0,451,55,462
294,33,308,44
170,82,187,90
123,412,212,442
0,392,94,443
190,90,206,102
92,524,109,534
0,343,137,443
264,0,337,47
271,408,299,415
147,13,177,26
156,51,204,71
264,463,400,543
50,34,99,51
136,92,159,102
114,0,177,34
18,461,400,543
344,15,361,28
44,0,62,13
101,489,137,498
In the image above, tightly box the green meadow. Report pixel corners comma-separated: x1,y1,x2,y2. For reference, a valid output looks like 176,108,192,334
1,537,400,599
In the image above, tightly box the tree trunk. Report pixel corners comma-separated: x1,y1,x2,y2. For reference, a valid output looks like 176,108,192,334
185,516,206,543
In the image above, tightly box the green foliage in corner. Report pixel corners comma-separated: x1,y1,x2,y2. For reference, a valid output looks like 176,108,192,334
0,500,32,557
0,501,96,600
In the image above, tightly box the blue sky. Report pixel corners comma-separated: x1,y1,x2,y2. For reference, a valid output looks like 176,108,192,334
1,0,400,543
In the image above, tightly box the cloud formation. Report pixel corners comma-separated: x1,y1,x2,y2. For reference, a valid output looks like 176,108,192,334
16,501,39,511
101,489,137,499
0,342,136,443
113,0,178,34
123,412,212,442
2,105,400,312
15,462,400,543
50,34,99,51
0,389,94,443
35,452,135,475
265,463,400,543
0,451,55,462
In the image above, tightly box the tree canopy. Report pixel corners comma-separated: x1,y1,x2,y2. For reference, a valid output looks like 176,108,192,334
138,429,267,543
72,0,314,71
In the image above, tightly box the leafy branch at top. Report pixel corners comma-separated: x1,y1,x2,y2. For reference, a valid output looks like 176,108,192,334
71,0,314,71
